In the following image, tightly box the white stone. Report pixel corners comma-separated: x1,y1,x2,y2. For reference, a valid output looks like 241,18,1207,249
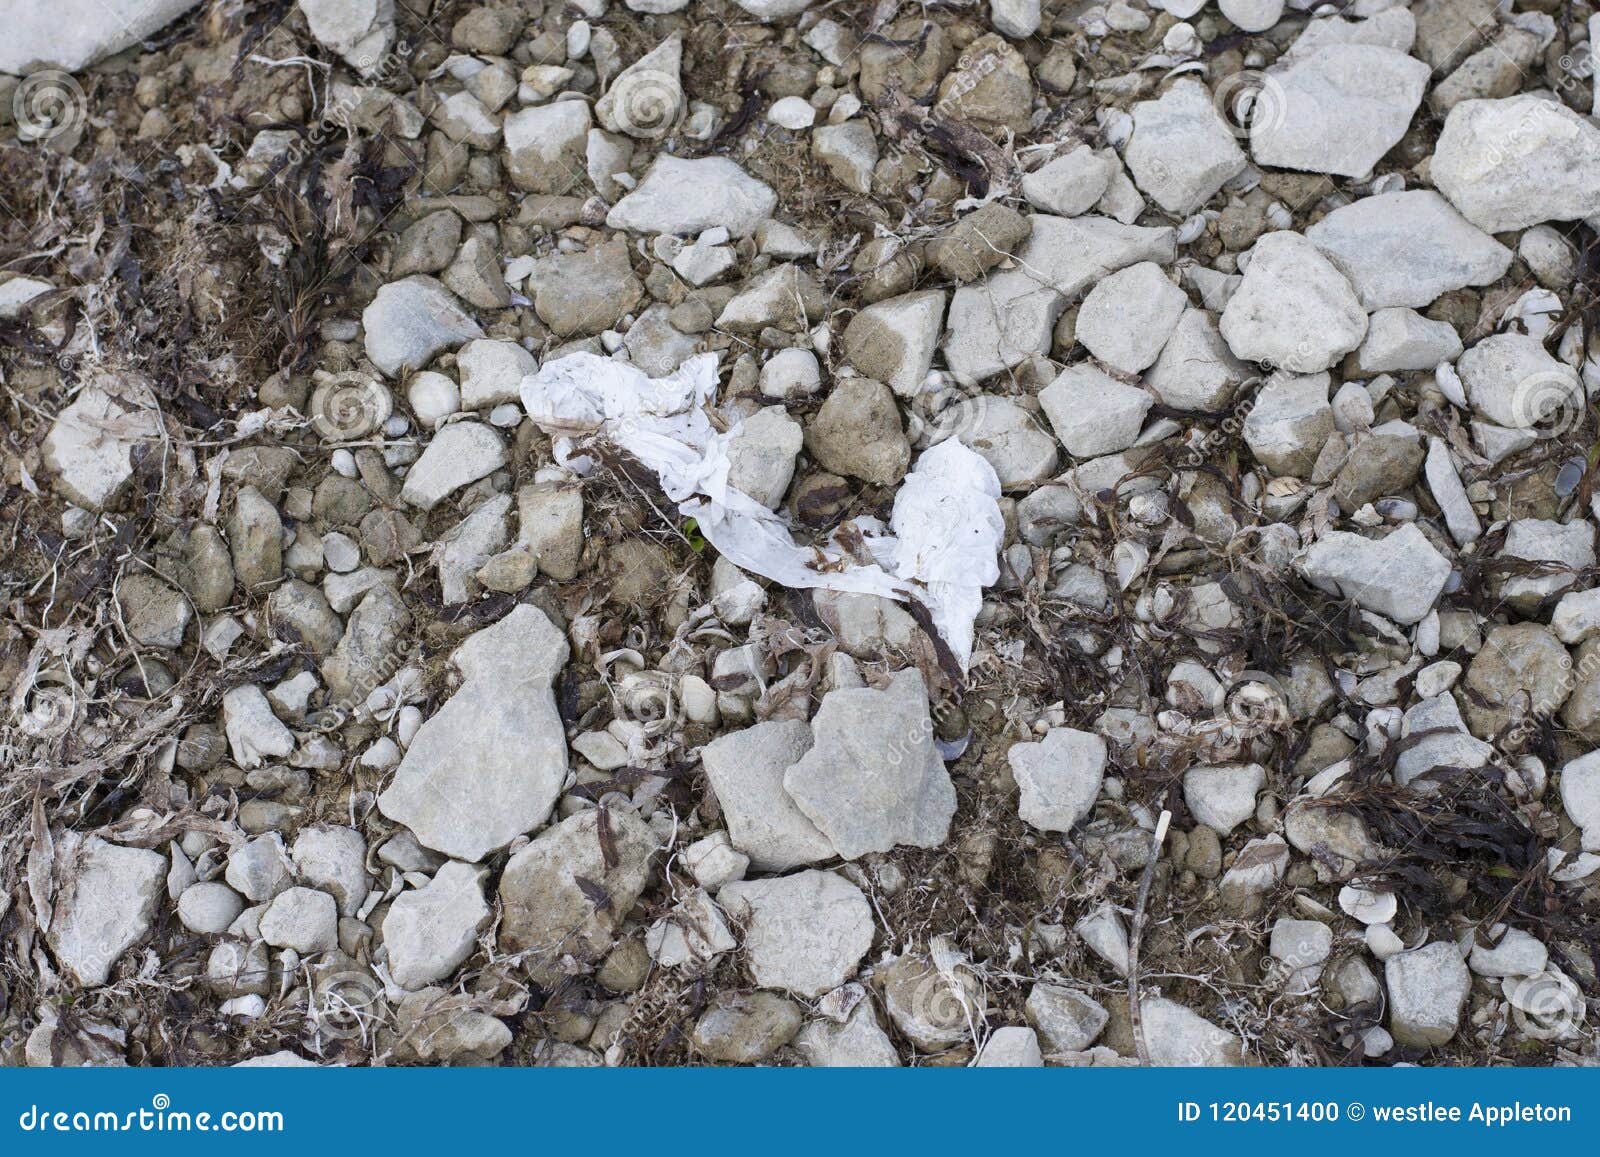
1142,998,1242,1065
1075,903,1130,975
682,831,749,892
1145,308,1248,411
1074,262,1187,374
259,887,338,955
377,606,570,861
383,861,491,989
1432,96,1600,233
46,834,166,986
1353,308,1462,374
1252,46,1428,178
769,96,816,130
1221,232,1366,372
1305,190,1511,311
648,887,737,969
457,339,537,410
1297,523,1452,625
1021,147,1113,217
1560,751,1600,852
595,35,684,140
726,406,803,509
1457,332,1583,431
178,882,245,934
1007,727,1108,833
759,347,823,399
1125,78,1248,216
608,155,777,237
503,101,591,192
1338,885,1397,925
1184,763,1266,835
42,379,163,511
399,421,506,510
702,719,833,871
1468,927,1549,979
222,685,294,769
796,1002,901,1066
299,0,395,72
1424,437,1482,547
1243,370,1333,475
1039,365,1153,458
1553,589,1600,645
290,825,371,917
362,276,483,378
719,870,874,997
1218,0,1281,32
733,0,813,18
990,0,1041,38
813,122,878,194
1385,941,1470,1046
975,1026,1044,1066
2,0,201,73
783,670,956,859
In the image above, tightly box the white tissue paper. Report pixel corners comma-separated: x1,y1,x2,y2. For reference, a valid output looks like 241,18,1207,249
520,351,1003,670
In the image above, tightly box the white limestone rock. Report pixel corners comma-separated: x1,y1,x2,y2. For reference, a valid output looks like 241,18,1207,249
1432,96,1600,233
46,834,166,987
782,670,956,859
383,861,491,989
1385,941,1470,1047
42,378,163,511
1297,523,1452,625
1074,261,1187,374
399,421,507,510
1305,190,1511,311
377,605,570,861
1456,332,1584,431
1039,364,1153,458
719,870,875,997
1184,763,1266,835
607,155,778,237
700,719,834,871
1220,232,1366,372
362,276,483,378
1251,45,1428,178
1125,78,1248,216
1007,727,1108,833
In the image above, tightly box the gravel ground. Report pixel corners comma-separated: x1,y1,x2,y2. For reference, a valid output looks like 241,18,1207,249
1,0,1598,1068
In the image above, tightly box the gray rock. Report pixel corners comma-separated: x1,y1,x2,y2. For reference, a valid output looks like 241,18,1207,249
1386,941,1470,1047
804,379,910,487
1184,763,1266,835
1039,365,1152,458
442,235,509,310
361,276,483,378
177,882,245,934
594,35,685,140
290,826,370,917
118,572,191,649
1125,78,1247,216
457,339,537,410
930,396,1058,490
1432,96,1600,233
928,204,1031,283
1305,190,1511,311
1074,262,1187,375
383,861,491,990
1352,308,1463,374
1221,232,1366,372
1138,997,1242,1065
42,379,163,511
228,486,283,589
433,493,510,605
46,834,166,986
503,101,591,194
529,240,644,337
393,988,510,1064
1145,308,1248,411
813,121,878,194
1021,146,1114,217
719,870,875,997
1251,46,1429,178
783,669,956,859
1468,927,1549,979
259,887,338,954
378,605,569,861
1026,984,1108,1053
796,1002,901,1066
1559,751,1600,851
2,0,201,73
976,1026,1044,1066
299,0,395,72
320,584,410,705
1243,371,1334,476
515,482,584,581
1007,727,1107,833
391,211,462,278
222,684,294,769
1297,523,1450,625
726,407,803,509
691,992,802,1062
701,719,834,871
498,807,659,983
267,580,343,656
399,421,506,510
843,291,945,397
607,155,777,237
880,951,985,1050
225,833,294,903
1457,332,1584,431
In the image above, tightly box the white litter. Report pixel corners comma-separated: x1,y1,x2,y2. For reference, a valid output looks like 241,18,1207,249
520,352,1003,669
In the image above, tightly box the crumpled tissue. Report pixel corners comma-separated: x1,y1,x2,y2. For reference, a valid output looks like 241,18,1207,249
521,351,1002,670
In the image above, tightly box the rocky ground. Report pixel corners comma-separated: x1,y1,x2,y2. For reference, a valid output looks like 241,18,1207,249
1,0,1599,1068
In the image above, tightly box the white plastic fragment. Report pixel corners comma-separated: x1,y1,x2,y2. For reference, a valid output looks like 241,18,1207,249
520,353,1002,667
